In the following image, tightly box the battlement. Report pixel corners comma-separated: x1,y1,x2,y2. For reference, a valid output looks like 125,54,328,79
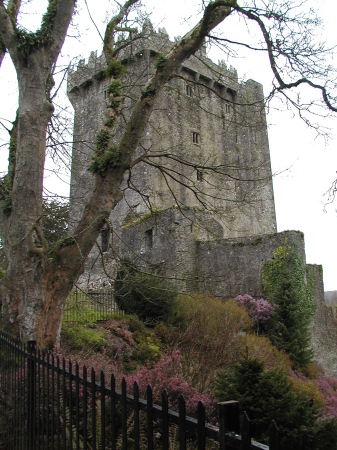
67,20,239,96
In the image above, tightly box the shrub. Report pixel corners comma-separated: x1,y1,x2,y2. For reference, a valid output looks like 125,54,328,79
235,294,274,334
61,323,108,351
239,334,292,373
215,358,318,449
159,295,252,392
124,350,216,419
114,261,177,324
262,245,315,368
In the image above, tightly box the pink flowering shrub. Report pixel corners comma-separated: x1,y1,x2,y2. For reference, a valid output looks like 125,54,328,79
314,375,337,420
288,367,337,421
235,294,274,332
124,350,216,419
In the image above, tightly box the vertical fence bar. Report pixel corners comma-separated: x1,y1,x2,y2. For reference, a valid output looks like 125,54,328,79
179,395,186,450
162,390,169,450
241,412,251,450
51,354,55,449
37,349,41,450
111,374,116,450
27,340,36,450
62,358,66,449
83,365,88,450
269,420,279,450
14,337,19,450
121,377,127,450
46,352,50,449
134,381,140,450
56,357,60,450
68,360,73,450
101,370,106,450
147,385,153,450
20,340,25,450
42,351,46,450
91,367,96,450
75,363,80,450
197,401,206,450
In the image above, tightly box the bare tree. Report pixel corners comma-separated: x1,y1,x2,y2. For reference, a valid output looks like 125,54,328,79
0,0,336,347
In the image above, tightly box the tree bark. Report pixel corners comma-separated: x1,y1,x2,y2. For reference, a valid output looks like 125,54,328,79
0,0,235,347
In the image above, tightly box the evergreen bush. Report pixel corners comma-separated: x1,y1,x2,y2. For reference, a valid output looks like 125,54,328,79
114,261,177,324
262,244,315,367
215,358,318,449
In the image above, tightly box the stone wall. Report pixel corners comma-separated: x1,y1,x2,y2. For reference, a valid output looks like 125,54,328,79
68,22,276,246
311,267,337,376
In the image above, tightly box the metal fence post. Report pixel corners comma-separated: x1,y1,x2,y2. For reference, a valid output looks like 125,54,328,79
27,340,36,450
218,401,240,450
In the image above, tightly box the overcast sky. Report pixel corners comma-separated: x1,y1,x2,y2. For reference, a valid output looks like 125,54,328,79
1,0,336,290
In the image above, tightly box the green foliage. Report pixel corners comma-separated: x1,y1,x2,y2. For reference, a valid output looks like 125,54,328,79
311,419,337,450
104,60,126,79
262,244,315,367
215,358,318,449
2,195,12,216
114,261,177,324
88,144,120,176
1,136,16,216
61,323,108,351
16,0,58,56
110,97,122,110
159,295,252,392
154,53,167,71
141,86,156,100
105,116,116,128
42,199,69,244
95,129,111,154
107,80,122,97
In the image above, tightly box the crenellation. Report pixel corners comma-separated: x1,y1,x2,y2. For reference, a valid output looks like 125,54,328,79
68,21,278,290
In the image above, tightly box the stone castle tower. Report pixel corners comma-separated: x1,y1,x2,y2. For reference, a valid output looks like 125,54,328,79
67,22,337,375
68,21,280,291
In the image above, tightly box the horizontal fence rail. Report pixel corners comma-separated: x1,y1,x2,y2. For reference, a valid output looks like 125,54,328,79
0,331,313,450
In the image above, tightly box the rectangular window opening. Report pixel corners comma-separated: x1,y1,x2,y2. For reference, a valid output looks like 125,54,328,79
145,229,153,249
193,132,200,144
197,170,203,182
225,103,231,114
101,229,109,253
186,84,193,97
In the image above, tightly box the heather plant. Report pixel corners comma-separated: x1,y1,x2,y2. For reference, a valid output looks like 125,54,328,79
124,350,216,419
158,295,252,392
235,294,274,334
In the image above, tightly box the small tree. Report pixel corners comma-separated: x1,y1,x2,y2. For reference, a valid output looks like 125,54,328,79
215,358,318,449
262,245,316,367
114,261,177,324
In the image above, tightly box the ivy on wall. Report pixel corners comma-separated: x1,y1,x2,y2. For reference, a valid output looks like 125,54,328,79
262,243,316,368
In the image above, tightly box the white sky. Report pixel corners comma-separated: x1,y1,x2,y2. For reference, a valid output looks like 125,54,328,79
0,0,337,290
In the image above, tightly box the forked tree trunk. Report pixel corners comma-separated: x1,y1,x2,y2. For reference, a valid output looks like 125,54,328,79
0,0,234,348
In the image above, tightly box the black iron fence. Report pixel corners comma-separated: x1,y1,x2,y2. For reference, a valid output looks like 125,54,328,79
63,287,119,324
0,331,313,450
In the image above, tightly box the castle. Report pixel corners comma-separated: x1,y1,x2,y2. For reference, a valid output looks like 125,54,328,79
68,21,337,375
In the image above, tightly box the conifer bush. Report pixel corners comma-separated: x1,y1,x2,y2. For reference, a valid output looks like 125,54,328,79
262,245,316,367
114,261,177,324
215,358,318,449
